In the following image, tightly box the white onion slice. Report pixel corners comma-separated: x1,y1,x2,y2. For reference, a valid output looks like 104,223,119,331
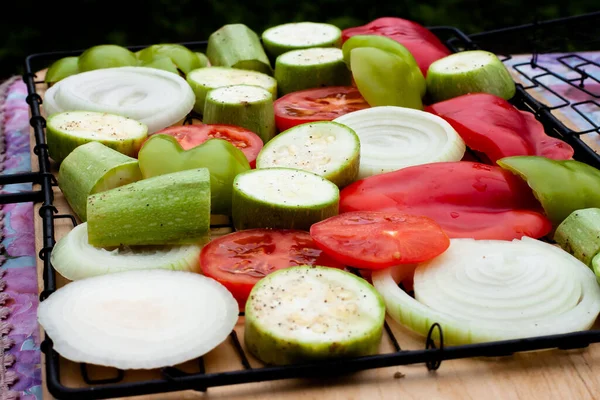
44,67,195,133
334,106,465,179
38,270,238,369
50,222,202,280
372,237,600,345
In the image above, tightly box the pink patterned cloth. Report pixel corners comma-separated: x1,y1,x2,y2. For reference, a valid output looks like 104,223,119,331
0,77,42,399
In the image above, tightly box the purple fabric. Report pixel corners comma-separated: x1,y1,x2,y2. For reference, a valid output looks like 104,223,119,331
503,51,600,150
1,78,42,399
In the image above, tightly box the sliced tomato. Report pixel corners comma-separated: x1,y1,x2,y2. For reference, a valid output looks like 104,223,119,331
273,86,370,132
152,124,263,168
339,161,552,240
200,229,345,309
310,211,450,270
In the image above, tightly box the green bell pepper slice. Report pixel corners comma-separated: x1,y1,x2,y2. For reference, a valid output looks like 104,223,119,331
139,57,180,75
342,34,426,97
349,47,423,110
45,56,80,83
136,44,202,75
497,156,600,225
138,134,250,215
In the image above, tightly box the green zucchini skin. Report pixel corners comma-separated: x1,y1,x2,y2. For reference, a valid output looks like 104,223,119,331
554,208,600,267
231,167,339,231
256,121,360,188
87,168,211,247
46,111,148,164
274,48,351,96
186,67,277,114
245,316,382,365
426,50,516,102
207,24,273,76
245,266,386,365
203,85,276,144
58,142,142,222
262,22,342,59
232,196,339,231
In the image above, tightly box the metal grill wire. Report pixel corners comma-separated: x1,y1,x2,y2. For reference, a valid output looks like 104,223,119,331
16,13,600,400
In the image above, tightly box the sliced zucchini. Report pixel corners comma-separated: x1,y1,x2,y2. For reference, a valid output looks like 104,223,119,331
87,168,211,247
426,50,516,102
245,265,386,365
207,24,273,76
58,142,142,222
256,121,360,188
51,222,202,281
231,167,339,231
275,48,351,95
46,111,148,164
203,85,276,143
262,22,342,58
554,208,600,267
186,67,277,114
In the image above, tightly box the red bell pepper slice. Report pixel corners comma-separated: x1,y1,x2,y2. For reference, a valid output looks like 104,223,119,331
342,17,451,76
425,93,574,163
339,161,552,240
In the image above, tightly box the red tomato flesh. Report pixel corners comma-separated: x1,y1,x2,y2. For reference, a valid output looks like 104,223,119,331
425,93,574,162
152,124,263,168
310,211,450,270
200,229,345,309
274,86,370,132
339,162,552,240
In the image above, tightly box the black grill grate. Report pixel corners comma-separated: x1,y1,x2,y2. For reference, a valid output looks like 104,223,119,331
6,12,600,399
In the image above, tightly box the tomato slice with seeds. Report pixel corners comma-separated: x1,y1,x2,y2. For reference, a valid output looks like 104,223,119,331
273,86,370,132
200,229,345,309
152,124,263,168
310,211,450,270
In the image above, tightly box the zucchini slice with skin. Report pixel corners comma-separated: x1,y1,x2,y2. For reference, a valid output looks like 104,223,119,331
274,48,351,95
245,265,386,365
256,121,360,188
262,22,342,58
58,141,142,221
46,111,148,164
232,167,339,231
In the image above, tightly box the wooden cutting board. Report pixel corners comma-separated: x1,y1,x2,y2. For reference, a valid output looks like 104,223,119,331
29,70,600,400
